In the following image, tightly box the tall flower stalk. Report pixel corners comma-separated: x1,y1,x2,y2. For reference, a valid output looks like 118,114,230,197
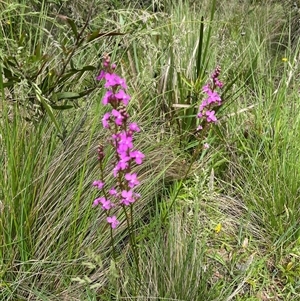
92,53,144,279
163,67,223,221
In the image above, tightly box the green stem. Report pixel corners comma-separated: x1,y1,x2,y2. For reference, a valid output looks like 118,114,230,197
162,125,210,223
122,205,141,286
109,223,117,261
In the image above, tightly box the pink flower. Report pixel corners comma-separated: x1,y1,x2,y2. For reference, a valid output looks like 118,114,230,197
93,196,105,207
130,150,145,164
102,112,111,128
104,73,127,89
206,90,221,104
96,70,106,81
129,122,140,132
118,132,133,152
112,109,123,126
215,79,223,88
107,216,120,229
93,55,145,225
113,155,130,176
100,198,114,210
202,85,210,93
102,90,115,105
92,180,105,189
115,89,131,106
125,173,140,188
109,187,118,196
121,190,135,206
206,110,217,123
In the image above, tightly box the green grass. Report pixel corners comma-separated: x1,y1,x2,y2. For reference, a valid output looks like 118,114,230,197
0,0,300,300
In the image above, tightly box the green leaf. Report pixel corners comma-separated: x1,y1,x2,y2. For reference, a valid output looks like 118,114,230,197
196,16,204,80
70,59,76,70
179,73,193,89
32,83,62,134
34,43,42,60
78,87,96,97
51,105,73,110
81,65,96,71
55,92,81,100
3,81,16,88
0,64,4,99
3,67,13,79
57,14,78,38
66,18,78,39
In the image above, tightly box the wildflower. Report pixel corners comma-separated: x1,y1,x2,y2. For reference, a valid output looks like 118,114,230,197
206,90,221,104
206,110,217,123
125,173,140,188
121,190,135,206
104,73,127,89
215,223,222,234
102,90,115,105
93,197,104,207
130,150,145,165
113,156,130,177
100,198,114,210
115,89,131,106
118,132,133,152
102,112,111,128
109,187,118,196
282,57,288,62
96,70,106,81
107,216,120,229
92,180,105,190
111,109,124,126
129,122,140,132
93,54,144,232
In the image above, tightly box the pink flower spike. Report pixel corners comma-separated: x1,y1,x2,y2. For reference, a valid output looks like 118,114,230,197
204,143,210,149
92,180,105,189
107,216,120,229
